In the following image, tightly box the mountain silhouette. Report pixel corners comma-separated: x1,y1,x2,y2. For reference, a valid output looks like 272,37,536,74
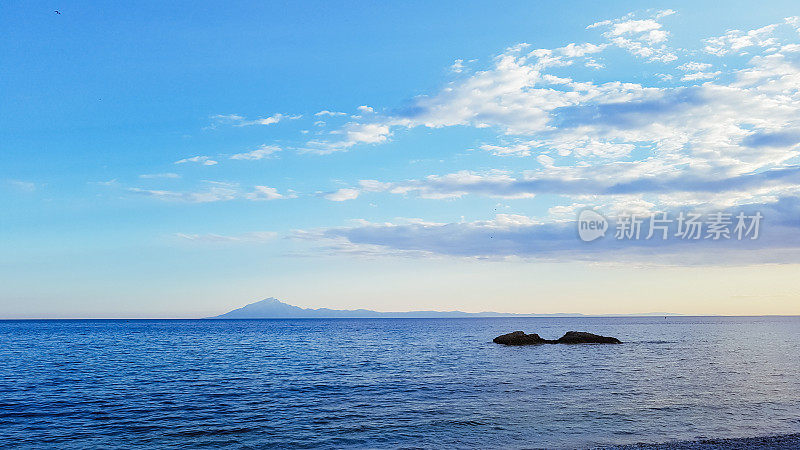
206,297,577,319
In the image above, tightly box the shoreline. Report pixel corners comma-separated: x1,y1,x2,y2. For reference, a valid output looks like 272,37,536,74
602,433,800,449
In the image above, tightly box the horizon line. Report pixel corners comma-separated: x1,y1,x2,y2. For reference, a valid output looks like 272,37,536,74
3,314,800,321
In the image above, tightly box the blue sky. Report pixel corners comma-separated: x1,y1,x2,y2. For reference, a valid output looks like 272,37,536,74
2,1,800,317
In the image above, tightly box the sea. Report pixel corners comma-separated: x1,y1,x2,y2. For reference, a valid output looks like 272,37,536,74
1,316,798,449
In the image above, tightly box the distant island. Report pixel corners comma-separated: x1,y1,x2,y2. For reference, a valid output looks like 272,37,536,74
207,298,681,319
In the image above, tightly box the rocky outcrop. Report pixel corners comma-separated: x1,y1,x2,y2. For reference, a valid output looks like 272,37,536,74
492,331,548,345
493,330,621,345
555,331,621,344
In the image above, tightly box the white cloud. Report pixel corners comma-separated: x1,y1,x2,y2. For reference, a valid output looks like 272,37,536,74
386,170,536,200
211,113,302,127
230,145,281,161
129,182,295,203
324,188,360,201
325,165,800,206
537,154,555,167
129,182,236,203
240,113,302,126
211,114,245,122
704,24,779,56
480,142,535,157
304,123,391,154
608,19,663,39
342,123,390,145
548,203,588,219
559,42,607,58
681,71,721,81
249,114,285,125
358,180,392,192
678,62,713,72
315,110,347,117
207,114,245,128
244,186,296,201
677,62,720,81
655,9,677,19
786,16,800,35
174,155,218,166
588,11,677,62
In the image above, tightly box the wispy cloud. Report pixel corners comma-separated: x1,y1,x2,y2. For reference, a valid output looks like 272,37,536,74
303,123,391,154
139,173,180,179
174,155,218,166
315,110,347,117
210,113,302,128
129,182,295,203
89,179,119,187
323,188,360,201
6,180,38,192
245,186,296,201
333,166,800,206
176,231,278,243
230,145,281,161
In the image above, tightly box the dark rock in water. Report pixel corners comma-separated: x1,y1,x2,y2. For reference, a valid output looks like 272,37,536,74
493,331,548,345
493,330,621,345
555,331,621,344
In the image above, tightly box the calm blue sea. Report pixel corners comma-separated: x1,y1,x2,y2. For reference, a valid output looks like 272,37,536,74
1,317,799,448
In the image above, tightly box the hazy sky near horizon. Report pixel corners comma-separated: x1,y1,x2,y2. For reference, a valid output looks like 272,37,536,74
2,1,800,318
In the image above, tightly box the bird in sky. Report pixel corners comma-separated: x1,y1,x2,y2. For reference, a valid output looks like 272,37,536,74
54,10,61,15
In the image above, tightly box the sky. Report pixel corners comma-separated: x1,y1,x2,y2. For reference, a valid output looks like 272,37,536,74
2,1,800,318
